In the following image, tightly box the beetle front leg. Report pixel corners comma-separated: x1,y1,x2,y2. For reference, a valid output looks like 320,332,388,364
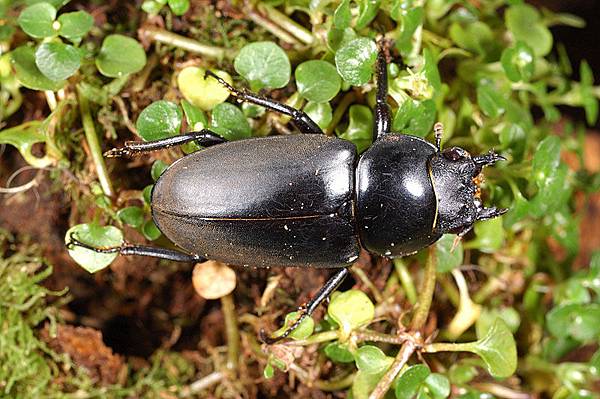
260,267,350,344
66,232,205,262
205,71,323,135
104,129,226,158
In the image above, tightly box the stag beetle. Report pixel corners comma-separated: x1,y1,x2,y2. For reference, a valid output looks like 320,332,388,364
67,46,506,343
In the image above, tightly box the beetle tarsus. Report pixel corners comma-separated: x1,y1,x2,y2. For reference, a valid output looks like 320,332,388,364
473,151,506,168
104,147,133,158
66,232,122,253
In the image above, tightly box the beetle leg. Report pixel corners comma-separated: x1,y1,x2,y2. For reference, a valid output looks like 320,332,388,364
205,70,323,135
259,267,350,344
104,129,226,158
66,232,205,262
374,43,392,141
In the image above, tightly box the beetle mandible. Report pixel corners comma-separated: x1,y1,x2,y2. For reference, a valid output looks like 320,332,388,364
67,45,506,343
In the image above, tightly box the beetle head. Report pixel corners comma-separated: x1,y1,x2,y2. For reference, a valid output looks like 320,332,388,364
428,147,507,237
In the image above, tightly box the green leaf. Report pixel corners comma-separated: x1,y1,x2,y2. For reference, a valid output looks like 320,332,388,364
546,303,600,342
141,0,164,15
324,342,355,363
355,345,393,375
35,42,81,81
580,61,598,125
396,7,424,57
395,364,431,399
18,3,57,39
471,319,517,378
327,26,357,52
353,369,388,399
423,374,451,399
167,0,189,15
475,307,521,338
505,4,553,56
355,0,381,29
151,159,169,181
333,0,351,29
469,217,505,253
0,121,53,168
117,206,144,228
335,37,377,86
295,60,341,103
304,101,332,130
143,185,153,204
392,99,436,138
136,100,182,141
435,234,463,273
96,34,146,78
477,81,506,118
210,102,251,141
500,41,535,82
234,41,290,90
142,219,162,241
336,104,373,153
328,290,375,339
178,66,232,111
274,311,314,340
11,46,66,91
57,10,93,41
529,163,571,218
65,223,123,273
181,100,208,131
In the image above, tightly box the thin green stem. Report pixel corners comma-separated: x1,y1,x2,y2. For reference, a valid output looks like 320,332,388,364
245,7,299,45
221,293,239,371
286,329,339,346
326,92,356,135
368,340,417,399
77,86,113,197
422,341,475,353
353,267,384,303
258,4,315,45
141,27,234,59
393,259,417,305
314,373,355,391
410,245,437,330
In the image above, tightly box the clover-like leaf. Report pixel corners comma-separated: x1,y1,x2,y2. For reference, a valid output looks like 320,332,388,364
18,3,57,39
35,42,81,81
324,342,355,363
469,217,505,253
273,311,315,340
234,41,290,91
11,46,66,91
117,206,144,228
546,303,600,342
475,308,521,339
304,101,332,130
392,99,436,138
57,11,94,42
423,374,451,399
501,41,535,82
181,100,208,131
142,219,162,241
178,67,232,111
395,364,431,399
295,60,341,103
65,223,123,273
435,234,463,273
96,34,146,78
471,319,517,378
477,81,506,118
505,4,552,57
333,0,351,29
355,345,393,374
328,290,374,339
167,0,190,15
136,100,182,141
210,102,251,141
151,159,169,181
337,104,373,153
335,37,377,86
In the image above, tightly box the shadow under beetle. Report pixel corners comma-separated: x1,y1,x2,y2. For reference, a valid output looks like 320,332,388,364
67,46,507,343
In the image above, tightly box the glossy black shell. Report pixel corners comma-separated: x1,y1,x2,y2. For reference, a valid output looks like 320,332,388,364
356,134,441,257
152,135,361,268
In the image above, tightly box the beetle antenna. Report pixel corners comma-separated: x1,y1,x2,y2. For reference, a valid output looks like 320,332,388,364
433,122,444,151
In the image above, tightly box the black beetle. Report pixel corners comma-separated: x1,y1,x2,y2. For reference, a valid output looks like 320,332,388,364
67,46,506,343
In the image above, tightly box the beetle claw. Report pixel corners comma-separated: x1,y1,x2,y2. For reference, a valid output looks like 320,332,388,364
65,232,122,254
104,147,131,158
473,151,506,169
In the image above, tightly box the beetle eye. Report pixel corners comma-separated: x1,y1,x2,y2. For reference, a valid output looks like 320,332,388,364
442,147,469,161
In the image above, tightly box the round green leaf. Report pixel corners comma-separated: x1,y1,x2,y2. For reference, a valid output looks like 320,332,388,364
475,308,521,339
142,219,162,241
141,0,164,15
333,0,351,28
472,319,517,378
234,41,290,90
167,0,189,15
476,81,506,118
181,99,208,130
335,37,377,86
10,46,65,91
327,290,375,338
210,102,251,141
96,34,146,78
273,311,314,340
136,100,182,141
532,135,561,187
35,42,81,81
469,217,505,253
324,342,355,363
500,41,535,82
546,303,600,342
178,66,232,111
395,364,431,399
65,223,123,273
117,206,144,228
355,345,393,374
505,4,552,57
57,10,94,41
336,104,373,153
304,101,332,130
392,99,436,137
423,374,451,399
18,3,57,38
295,60,341,103
435,234,463,273
142,185,153,204
151,159,169,181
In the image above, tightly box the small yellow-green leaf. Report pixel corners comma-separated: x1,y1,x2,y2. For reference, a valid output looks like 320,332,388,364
18,3,57,39
472,319,517,378
35,42,81,81
335,37,377,86
57,10,93,41
66,224,123,273
328,290,374,338
178,67,232,111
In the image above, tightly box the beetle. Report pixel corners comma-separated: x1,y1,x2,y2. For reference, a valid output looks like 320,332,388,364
67,46,506,343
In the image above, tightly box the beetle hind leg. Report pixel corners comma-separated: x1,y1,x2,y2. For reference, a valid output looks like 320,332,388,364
66,233,205,263
260,267,350,344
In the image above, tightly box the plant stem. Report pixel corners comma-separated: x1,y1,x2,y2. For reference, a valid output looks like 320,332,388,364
184,371,224,396
140,27,234,59
287,330,339,346
422,341,475,353
221,293,239,371
354,330,413,345
258,4,315,45
410,245,437,330
393,259,417,304
245,7,299,45
44,91,57,111
314,373,355,391
326,92,356,135
77,86,113,197
368,340,417,399
353,267,384,303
